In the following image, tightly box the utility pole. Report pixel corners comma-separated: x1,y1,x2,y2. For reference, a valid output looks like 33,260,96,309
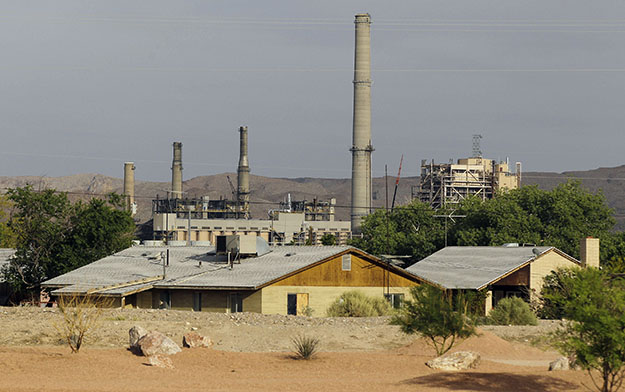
433,210,466,247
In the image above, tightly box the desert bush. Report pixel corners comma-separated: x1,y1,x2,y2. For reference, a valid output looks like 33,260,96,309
54,294,112,353
291,335,320,360
488,297,538,326
326,290,392,317
392,285,477,356
545,267,625,392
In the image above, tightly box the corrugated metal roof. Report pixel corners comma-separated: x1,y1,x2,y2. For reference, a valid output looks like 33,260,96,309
0,249,15,283
44,245,353,296
405,246,561,290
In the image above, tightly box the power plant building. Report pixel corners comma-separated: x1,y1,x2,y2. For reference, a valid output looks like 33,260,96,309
415,157,521,209
151,127,352,245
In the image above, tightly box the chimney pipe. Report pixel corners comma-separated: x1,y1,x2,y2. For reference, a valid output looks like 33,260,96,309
350,13,373,233
123,162,136,216
172,142,183,199
580,237,600,268
237,126,250,218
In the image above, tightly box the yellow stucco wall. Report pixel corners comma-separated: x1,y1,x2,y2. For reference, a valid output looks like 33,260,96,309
529,251,579,300
260,285,413,316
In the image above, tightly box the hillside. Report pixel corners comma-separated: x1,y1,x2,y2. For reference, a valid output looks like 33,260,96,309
1,165,623,228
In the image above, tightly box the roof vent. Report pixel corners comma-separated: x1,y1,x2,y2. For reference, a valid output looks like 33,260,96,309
285,252,296,257
502,243,519,247
216,235,271,257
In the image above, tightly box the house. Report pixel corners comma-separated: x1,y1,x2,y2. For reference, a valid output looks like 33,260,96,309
405,238,598,314
0,248,16,305
42,241,421,315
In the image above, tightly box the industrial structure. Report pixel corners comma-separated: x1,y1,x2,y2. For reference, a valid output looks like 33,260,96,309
123,162,136,216
171,142,183,199
151,127,352,245
415,136,521,208
415,157,521,208
350,13,373,233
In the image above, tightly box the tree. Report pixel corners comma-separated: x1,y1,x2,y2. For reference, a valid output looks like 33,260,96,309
391,285,478,356
452,182,614,259
0,194,17,248
1,187,135,298
351,200,445,262
3,187,73,297
544,267,625,392
320,233,336,246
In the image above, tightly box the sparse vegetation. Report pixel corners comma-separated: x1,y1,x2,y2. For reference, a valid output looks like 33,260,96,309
487,297,538,326
291,335,320,360
392,285,478,356
54,294,113,353
326,290,392,317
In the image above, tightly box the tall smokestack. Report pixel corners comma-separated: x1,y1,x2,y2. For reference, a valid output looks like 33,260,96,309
237,126,250,218
123,162,136,216
172,142,183,199
351,13,373,232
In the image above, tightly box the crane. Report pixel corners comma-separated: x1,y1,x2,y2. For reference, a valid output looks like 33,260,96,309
226,175,236,198
391,154,403,211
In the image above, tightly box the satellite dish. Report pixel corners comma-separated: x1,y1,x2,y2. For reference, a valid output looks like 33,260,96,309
532,248,541,257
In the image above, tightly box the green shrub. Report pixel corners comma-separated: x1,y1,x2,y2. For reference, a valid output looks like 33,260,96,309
291,335,320,360
326,290,392,317
488,297,538,326
392,285,478,355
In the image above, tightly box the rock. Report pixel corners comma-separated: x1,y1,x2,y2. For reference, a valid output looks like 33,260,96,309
426,351,481,371
549,356,570,371
183,331,213,348
148,354,174,369
129,326,148,349
138,331,182,356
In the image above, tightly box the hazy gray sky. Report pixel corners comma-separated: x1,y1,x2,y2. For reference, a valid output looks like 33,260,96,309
1,1,625,181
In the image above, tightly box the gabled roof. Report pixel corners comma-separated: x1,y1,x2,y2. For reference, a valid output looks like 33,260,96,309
44,245,406,296
405,246,579,290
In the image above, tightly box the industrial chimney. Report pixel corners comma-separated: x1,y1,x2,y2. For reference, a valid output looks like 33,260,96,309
171,142,183,199
237,126,250,218
350,13,373,232
123,162,136,216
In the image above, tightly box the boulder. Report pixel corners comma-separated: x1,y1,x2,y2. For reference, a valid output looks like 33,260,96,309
137,331,181,356
183,332,213,348
549,356,570,371
129,326,148,349
148,354,174,369
426,351,481,371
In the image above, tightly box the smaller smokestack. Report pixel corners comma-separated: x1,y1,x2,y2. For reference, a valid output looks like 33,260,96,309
123,162,136,216
580,237,600,268
172,142,183,199
237,126,250,218
516,162,522,188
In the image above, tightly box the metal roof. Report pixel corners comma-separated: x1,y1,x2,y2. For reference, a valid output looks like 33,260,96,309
43,245,354,296
0,249,15,282
405,246,569,290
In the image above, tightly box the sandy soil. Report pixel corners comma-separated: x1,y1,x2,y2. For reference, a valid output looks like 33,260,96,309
0,307,594,392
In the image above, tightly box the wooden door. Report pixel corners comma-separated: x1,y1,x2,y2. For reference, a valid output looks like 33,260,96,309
296,293,309,315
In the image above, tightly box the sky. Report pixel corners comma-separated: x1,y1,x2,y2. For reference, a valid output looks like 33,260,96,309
1,1,625,181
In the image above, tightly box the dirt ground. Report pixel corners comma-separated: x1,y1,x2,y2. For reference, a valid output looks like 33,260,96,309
0,307,595,391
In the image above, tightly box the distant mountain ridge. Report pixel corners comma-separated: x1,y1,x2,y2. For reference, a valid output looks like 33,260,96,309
1,165,624,229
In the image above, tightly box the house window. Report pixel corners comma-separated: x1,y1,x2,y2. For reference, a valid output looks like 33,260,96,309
342,254,351,271
193,292,202,312
229,293,243,313
385,293,405,309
